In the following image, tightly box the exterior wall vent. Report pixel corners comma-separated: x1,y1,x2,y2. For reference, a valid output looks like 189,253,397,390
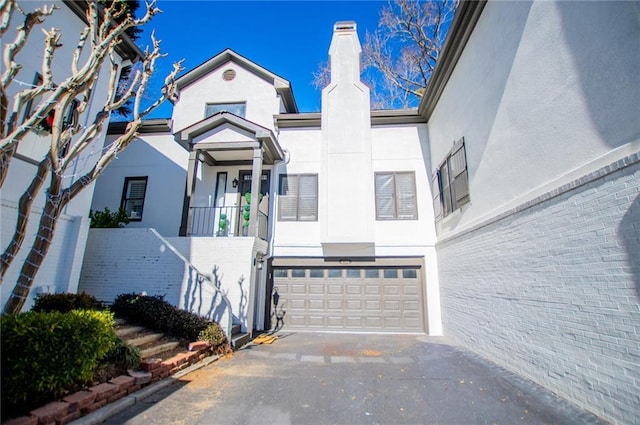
334,21,356,32
222,69,236,81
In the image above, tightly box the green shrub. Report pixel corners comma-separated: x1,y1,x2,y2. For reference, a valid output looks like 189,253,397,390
102,336,141,371
112,294,228,345
32,292,104,313
198,323,226,347
89,207,129,228
1,310,115,419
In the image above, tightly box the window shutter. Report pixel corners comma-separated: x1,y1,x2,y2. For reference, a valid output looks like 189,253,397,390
298,175,318,220
432,170,442,221
375,173,396,219
395,172,417,219
279,175,298,220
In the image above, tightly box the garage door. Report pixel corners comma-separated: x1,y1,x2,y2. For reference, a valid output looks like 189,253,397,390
272,267,425,332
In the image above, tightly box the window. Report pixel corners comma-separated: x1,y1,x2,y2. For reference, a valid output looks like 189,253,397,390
375,172,417,220
22,73,44,123
23,73,79,137
205,102,246,118
278,174,318,221
433,137,469,220
121,177,148,221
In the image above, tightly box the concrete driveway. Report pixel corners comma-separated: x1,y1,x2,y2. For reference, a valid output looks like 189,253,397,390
104,333,604,425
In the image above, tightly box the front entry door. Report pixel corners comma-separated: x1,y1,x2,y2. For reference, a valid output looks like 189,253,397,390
237,170,270,236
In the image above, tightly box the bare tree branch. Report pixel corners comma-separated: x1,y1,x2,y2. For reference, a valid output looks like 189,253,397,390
1,0,183,312
312,0,458,109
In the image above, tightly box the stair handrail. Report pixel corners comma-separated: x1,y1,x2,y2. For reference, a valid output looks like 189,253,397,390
148,228,234,342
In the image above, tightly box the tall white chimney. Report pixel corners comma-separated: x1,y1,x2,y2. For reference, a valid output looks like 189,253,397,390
320,21,375,257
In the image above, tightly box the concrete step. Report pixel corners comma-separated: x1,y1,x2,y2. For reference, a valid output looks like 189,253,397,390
231,323,242,335
115,325,146,338
140,341,182,359
231,332,250,350
126,332,164,347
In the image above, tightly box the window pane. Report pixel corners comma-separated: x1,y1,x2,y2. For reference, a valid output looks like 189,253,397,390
291,269,305,278
125,199,143,219
346,269,360,278
205,103,246,118
327,269,342,278
273,269,288,278
309,269,323,278
128,181,146,198
402,269,418,279
383,269,398,279
365,269,379,279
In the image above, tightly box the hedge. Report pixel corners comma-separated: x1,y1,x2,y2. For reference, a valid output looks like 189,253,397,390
112,293,227,345
32,292,104,313
1,310,115,419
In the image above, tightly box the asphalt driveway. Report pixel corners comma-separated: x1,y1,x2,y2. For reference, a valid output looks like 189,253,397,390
103,333,605,425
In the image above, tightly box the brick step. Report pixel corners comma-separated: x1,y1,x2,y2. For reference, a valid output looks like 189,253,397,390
140,341,181,359
115,325,146,338
125,332,165,347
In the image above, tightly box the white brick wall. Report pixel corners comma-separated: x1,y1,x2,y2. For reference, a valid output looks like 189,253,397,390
437,156,640,425
1,200,83,311
78,229,262,331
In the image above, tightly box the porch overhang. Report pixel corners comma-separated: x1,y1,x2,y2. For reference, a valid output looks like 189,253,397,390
173,112,285,165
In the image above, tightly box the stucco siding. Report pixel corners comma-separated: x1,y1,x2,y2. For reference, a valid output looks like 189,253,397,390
437,156,640,425
427,0,640,233
173,63,280,132
90,132,188,236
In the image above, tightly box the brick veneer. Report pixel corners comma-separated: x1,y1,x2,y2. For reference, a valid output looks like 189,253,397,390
3,342,214,425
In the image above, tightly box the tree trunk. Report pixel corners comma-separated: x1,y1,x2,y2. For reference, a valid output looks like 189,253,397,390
3,173,64,314
0,157,51,281
0,145,16,188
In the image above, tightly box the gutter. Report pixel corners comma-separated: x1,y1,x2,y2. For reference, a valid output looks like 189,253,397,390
418,0,487,121
62,0,144,61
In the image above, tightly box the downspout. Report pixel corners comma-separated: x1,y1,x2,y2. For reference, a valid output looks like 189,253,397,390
266,148,290,260
262,149,289,330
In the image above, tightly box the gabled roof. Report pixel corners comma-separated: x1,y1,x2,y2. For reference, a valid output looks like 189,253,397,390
174,111,285,165
175,49,298,113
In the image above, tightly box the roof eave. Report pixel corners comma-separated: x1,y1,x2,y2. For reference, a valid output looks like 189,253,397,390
418,0,487,121
62,0,144,62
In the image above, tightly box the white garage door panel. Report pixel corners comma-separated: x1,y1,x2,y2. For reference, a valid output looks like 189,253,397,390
274,267,425,332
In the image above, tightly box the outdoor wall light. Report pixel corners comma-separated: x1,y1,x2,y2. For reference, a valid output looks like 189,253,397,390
232,178,238,188
255,251,265,270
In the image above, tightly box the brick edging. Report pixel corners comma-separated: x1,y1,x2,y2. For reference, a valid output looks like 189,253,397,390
3,342,222,425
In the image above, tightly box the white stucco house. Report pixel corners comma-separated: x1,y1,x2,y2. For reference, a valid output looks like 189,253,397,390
81,1,639,424
0,1,142,311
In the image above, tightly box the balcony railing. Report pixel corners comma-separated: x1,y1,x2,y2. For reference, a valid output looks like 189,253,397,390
190,206,268,240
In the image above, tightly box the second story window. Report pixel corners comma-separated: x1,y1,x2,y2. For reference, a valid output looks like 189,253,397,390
278,174,318,221
375,172,418,220
205,102,246,118
433,137,470,220
121,177,148,221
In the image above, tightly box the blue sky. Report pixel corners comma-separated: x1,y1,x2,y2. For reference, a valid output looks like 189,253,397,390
136,1,387,117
